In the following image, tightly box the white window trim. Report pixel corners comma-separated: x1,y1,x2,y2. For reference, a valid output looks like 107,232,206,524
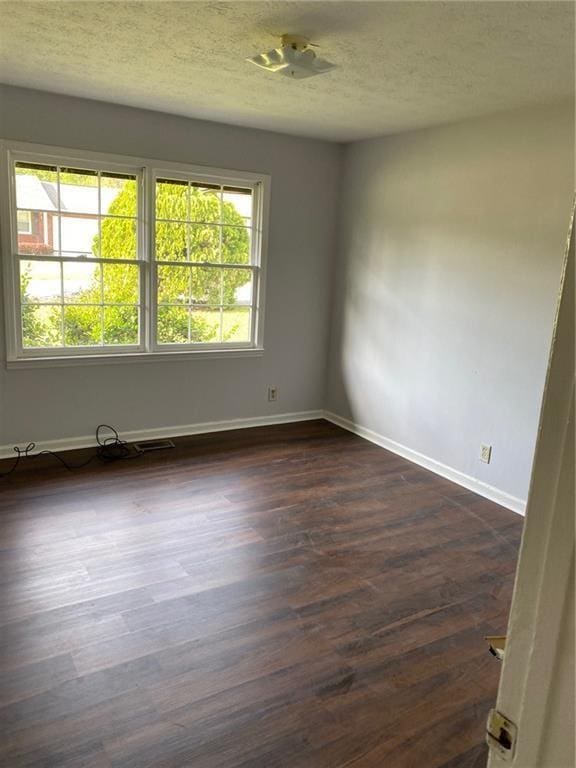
0,140,270,367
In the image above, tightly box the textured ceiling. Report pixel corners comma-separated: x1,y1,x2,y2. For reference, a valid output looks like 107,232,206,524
0,1,573,142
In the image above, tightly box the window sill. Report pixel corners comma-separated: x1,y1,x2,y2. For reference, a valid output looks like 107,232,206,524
5,348,265,369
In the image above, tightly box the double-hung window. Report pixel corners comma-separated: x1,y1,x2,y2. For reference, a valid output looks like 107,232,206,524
153,176,258,348
1,142,268,364
13,161,142,353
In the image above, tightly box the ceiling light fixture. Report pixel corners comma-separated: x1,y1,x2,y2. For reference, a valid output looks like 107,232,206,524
248,34,336,80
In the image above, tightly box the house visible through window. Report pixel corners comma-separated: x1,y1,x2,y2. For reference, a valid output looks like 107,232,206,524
17,209,32,234
15,163,141,350
3,146,267,361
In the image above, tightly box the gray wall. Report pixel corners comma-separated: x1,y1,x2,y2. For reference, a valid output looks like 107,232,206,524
0,85,342,445
1,86,572,507
326,101,574,503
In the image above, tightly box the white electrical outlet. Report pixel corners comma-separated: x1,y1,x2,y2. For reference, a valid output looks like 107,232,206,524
267,386,277,402
480,444,492,464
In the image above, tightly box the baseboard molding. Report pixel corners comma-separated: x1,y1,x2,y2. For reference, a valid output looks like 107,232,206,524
323,410,527,516
0,410,324,461
0,408,527,515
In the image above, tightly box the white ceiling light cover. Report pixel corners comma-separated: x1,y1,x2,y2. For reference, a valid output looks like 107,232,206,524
248,35,336,80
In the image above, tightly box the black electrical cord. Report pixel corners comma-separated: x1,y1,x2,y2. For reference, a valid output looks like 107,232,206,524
0,424,139,480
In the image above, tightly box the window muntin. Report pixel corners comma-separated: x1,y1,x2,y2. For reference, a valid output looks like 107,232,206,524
154,177,257,347
4,148,266,361
14,161,142,351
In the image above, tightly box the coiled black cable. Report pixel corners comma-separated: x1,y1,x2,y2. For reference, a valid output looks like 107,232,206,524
0,424,138,479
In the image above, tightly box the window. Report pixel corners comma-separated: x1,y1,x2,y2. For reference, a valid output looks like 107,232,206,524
1,143,268,363
154,178,255,346
14,162,141,351
17,209,32,234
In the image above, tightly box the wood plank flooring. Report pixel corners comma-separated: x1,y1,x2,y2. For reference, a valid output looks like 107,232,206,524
0,420,522,768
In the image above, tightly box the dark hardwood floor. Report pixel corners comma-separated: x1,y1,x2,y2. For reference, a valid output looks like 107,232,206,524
0,420,522,768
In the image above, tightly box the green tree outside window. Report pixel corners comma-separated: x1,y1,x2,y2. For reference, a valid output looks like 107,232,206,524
21,180,252,346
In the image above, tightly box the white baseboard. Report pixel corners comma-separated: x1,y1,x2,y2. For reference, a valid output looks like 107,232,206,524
0,410,324,461
0,408,527,515
323,410,526,516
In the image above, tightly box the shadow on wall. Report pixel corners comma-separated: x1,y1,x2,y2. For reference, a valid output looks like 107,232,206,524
329,106,574,501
